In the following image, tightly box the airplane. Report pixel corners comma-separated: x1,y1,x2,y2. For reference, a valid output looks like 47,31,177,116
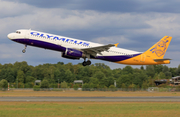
7,29,172,66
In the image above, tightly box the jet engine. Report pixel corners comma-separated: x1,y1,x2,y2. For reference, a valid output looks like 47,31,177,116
61,48,85,60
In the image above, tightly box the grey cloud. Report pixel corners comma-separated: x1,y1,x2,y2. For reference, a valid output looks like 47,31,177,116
4,0,82,9
4,0,180,13
0,1,35,18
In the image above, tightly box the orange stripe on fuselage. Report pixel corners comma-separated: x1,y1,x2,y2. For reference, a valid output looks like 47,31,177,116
115,54,170,65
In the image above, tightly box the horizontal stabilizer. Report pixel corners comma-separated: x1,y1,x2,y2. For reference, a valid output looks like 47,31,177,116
153,58,171,62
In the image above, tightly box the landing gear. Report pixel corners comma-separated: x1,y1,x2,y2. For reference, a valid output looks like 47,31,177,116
22,49,26,53
86,60,91,65
82,60,91,66
22,45,27,53
82,61,87,66
82,54,91,66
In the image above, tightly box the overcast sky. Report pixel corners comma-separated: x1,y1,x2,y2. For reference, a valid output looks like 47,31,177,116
1,0,180,69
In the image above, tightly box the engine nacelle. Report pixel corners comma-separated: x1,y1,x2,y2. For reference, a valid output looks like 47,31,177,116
61,48,85,60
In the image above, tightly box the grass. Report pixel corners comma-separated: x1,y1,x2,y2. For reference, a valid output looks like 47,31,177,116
0,90,180,97
0,90,180,117
0,102,180,117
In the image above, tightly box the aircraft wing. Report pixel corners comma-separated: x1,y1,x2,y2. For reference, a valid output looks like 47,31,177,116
81,43,119,57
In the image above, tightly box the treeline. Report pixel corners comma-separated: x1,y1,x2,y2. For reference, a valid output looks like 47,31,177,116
0,61,180,89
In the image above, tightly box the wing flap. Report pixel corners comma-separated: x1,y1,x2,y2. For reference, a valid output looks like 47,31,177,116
81,43,118,57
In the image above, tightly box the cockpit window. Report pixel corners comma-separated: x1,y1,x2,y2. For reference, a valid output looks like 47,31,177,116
16,31,21,34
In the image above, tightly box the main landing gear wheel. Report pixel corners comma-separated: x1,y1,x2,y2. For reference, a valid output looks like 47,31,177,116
82,60,91,66
82,61,87,66
86,60,91,65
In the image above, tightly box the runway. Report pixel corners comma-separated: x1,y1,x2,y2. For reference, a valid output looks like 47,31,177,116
0,96,180,102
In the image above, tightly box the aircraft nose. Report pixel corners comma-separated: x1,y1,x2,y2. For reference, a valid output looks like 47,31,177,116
7,33,13,39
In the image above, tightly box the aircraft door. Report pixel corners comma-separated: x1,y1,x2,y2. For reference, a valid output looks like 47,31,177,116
25,30,30,39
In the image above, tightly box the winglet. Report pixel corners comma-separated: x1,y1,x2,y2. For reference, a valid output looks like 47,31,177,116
114,43,119,47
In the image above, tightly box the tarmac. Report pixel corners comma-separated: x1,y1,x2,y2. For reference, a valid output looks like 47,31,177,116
0,96,180,102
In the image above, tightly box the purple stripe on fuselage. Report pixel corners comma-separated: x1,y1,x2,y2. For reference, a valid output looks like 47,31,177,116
12,39,66,52
94,54,141,62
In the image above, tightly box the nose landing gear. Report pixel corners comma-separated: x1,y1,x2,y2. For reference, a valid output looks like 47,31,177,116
22,45,27,53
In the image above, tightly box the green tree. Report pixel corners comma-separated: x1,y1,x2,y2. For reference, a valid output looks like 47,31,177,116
33,85,40,91
16,70,25,83
122,66,133,74
146,65,155,78
73,84,79,90
140,66,144,70
25,82,34,88
95,63,110,69
40,79,49,88
117,74,133,88
102,69,112,78
93,71,106,80
82,83,90,91
128,84,136,91
158,72,166,79
100,77,109,87
164,71,172,79
89,82,98,88
14,61,30,75
61,81,68,88
169,68,177,77
121,83,126,88
57,66,66,83
141,81,149,89
162,65,169,73
148,78,156,87
0,68,15,83
153,73,159,80
64,69,75,83
54,69,61,83
49,66,55,83
109,85,117,91
32,65,44,81
154,65,163,73
176,65,180,76
132,71,148,88
89,77,99,88
112,68,122,79
64,63,74,73
26,76,35,83
107,76,115,87
57,62,64,65
0,79,8,89
43,68,50,80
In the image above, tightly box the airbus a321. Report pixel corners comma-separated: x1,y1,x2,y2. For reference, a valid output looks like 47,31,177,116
7,29,172,66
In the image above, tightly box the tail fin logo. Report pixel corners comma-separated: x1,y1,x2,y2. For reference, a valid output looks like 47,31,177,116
150,36,169,57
